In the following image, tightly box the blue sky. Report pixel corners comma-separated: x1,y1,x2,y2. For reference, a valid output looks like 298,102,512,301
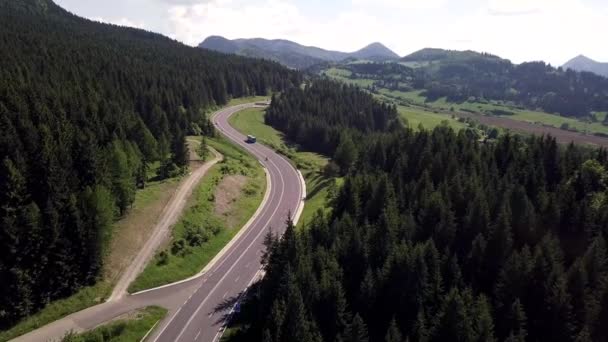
55,0,608,65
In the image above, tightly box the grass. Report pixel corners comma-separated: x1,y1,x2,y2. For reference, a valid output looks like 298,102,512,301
378,88,427,105
323,67,375,88
594,112,607,122
398,105,466,131
129,136,265,293
229,108,285,148
61,306,167,342
228,107,337,228
227,96,270,107
0,97,270,341
324,65,608,136
509,110,608,135
377,88,608,135
0,169,181,342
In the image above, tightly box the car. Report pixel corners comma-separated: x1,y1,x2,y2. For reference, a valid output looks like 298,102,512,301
247,135,257,143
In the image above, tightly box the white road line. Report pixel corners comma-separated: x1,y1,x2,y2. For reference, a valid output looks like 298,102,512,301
234,276,240,283
195,330,201,340
172,155,286,342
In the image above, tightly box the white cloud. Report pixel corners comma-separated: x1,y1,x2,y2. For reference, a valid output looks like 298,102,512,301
447,0,607,64
167,0,398,53
352,0,445,10
61,0,607,65
93,17,146,29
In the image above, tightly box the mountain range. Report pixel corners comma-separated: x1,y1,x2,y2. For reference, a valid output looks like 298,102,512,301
199,36,399,69
562,55,608,78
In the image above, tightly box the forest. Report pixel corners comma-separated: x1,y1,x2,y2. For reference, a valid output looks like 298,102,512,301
0,0,300,328
337,54,608,118
231,80,608,342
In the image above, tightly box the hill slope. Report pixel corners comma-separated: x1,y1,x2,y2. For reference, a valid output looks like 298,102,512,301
0,0,299,330
199,36,399,69
326,47,608,118
563,55,608,77
402,47,503,63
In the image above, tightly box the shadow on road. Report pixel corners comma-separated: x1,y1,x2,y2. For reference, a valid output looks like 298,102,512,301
210,291,244,326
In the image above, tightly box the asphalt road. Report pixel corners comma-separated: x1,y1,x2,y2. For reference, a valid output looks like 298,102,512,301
11,103,304,342
148,103,303,342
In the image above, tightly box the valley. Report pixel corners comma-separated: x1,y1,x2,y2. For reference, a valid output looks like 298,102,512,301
2,1,608,342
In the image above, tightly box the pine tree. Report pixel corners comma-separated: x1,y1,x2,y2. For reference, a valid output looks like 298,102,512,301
171,132,189,168
385,317,403,342
345,314,369,342
334,134,357,175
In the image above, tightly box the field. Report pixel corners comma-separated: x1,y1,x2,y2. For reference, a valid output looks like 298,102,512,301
397,105,466,131
325,68,608,141
323,67,375,88
129,136,266,292
455,111,608,147
0,166,182,342
62,306,166,342
228,107,336,227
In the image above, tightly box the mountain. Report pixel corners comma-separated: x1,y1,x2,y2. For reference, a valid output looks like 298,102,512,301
563,55,608,78
0,0,299,330
326,47,608,118
401,47,503,63
350,42,400,61
199,36,399,69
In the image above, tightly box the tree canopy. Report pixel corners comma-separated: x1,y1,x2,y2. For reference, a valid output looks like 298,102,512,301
232,80,608,342
0,0,300,328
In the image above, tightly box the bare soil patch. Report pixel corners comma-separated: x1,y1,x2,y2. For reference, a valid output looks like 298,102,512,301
214,174,248,228
103,180,177,283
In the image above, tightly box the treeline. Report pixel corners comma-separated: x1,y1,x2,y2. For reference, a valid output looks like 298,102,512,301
330,53,608,118
232,81,608,341
421,60,608,118
0,0,300,328
265,79,399,172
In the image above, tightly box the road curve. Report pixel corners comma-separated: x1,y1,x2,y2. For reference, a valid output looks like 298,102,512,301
148,103,304,342
11,103,304,342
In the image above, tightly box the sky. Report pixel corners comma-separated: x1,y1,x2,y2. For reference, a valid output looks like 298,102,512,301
54,0,608,65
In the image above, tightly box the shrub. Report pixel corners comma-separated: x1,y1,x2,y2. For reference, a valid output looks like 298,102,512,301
157,251,169,266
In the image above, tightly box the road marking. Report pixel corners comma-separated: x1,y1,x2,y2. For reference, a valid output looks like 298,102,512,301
153,103,294,342
195,330,201,340
151,306,182,342
234,276,240,283
223,291,228,299
172,155,286,342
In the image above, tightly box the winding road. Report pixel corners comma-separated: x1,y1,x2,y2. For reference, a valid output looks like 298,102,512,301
12,103,305,342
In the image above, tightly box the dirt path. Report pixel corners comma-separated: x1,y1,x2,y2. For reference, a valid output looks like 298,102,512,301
108,146,223,301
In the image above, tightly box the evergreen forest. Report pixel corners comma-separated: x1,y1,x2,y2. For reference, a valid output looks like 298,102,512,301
0,0,300,328
233,80,608,342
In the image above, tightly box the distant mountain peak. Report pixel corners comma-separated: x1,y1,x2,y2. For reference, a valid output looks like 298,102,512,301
351,42,399,60
199,36,399,68
563,54,608,77
401,47,502,63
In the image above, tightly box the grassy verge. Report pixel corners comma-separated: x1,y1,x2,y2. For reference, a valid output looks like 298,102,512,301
61,306,166,342
227,96,270,106
228,107,338,228
223,107,342,342
0,171,180,342
128,136,265,292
